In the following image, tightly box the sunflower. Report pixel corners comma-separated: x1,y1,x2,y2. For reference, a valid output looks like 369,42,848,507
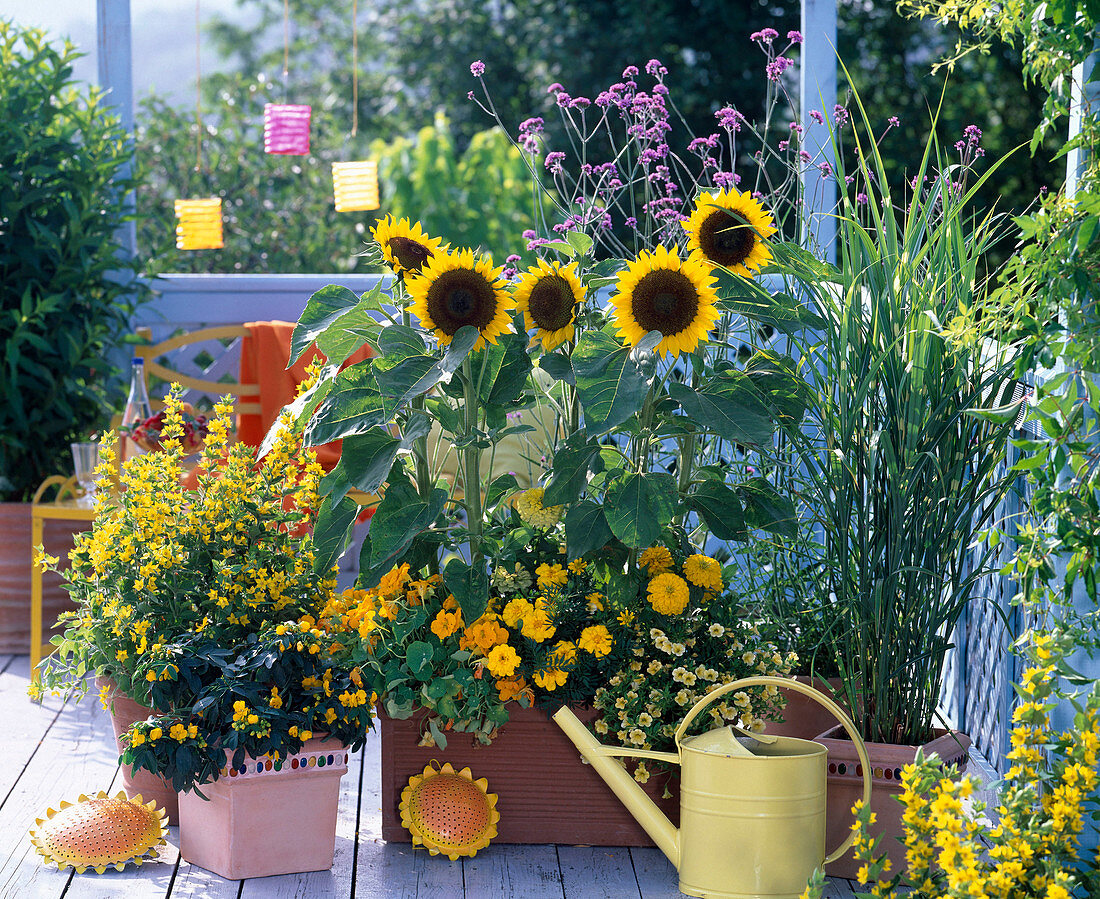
513,259,584,350
407,248,514,351
683,188,777,276
610,245,720,357
370,215,445,275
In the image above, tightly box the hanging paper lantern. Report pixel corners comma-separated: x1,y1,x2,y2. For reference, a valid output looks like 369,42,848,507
175,198,224,250
332,161,380,212
264,103,312,155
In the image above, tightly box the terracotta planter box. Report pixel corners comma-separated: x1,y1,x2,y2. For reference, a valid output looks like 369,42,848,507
380,706,680,846
179,737,349,880
96,675,180,824
0,502,82,654
761,676,847,740
816,725,971,879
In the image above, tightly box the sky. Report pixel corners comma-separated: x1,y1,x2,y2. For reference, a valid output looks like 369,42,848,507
0,1,244,104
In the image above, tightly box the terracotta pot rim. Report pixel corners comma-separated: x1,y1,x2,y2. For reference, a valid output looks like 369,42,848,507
814,724,971,751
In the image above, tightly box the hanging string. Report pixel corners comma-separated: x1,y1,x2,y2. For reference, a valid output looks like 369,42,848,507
351,0,359,137
194,0,203,172
282,0,290,101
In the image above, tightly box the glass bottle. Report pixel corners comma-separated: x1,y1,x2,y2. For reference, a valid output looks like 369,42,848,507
122,356,153,460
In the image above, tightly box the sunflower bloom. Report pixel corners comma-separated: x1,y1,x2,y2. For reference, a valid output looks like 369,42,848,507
683,554,724,592
647,572,690,615
513,259,584,350
371,215,445,275
610,245,720,357
407,248,515,351
683,188,777,277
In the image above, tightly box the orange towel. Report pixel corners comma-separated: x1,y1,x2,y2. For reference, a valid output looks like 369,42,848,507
237,321,373,472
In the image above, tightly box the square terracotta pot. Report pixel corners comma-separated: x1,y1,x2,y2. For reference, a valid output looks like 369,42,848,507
380,705,679,846
815,725,971,879
179,737,348,879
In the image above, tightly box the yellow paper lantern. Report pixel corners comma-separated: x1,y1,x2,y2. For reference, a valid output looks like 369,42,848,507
332,161,379,212
175,198,224,250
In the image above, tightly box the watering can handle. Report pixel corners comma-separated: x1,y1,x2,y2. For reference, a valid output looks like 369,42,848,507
673,675,872,865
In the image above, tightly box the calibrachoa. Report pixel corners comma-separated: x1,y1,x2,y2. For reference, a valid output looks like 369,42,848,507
33,389,376,792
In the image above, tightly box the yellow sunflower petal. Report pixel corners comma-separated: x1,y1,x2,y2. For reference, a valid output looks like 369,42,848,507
683,188,777,277
407,248,515,351
513,259,585,351
609,246,719,358
371,215,446,275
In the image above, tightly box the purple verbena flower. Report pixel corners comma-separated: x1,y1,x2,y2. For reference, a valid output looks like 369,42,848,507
766,56,794,82
799,150,812,163
789,121,804,135
625,216,638,229
470,60,485,77
751,27,779,42
645,59,668,77
544,151,566,174
622,65,639,79
519,117,544,134
818,161,833,176
833,105,849,126
888,116,900,128
570,96,592,109
714,171,741,189
787,30,804,43
778,139,790,151
855,192,868,205
716,106,743,131
809,110,824,125
546,83,564,94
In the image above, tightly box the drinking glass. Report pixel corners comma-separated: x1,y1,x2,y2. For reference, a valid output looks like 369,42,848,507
71,442,102,507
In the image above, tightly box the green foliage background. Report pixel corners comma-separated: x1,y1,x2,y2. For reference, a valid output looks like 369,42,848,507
133,0,1062,273
0,22,148,502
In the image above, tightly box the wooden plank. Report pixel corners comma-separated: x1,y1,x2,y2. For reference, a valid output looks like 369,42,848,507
167,841,241,899
822,878,859,898
461,844,564,899
0,655,16,674
0,676,120,898
629,847,684,899
237,748,364,899
0,656,68,803
558,846,640,898
413,851,464,899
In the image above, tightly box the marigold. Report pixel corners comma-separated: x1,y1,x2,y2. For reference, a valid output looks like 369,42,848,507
647,572,690,615
578,624,613,658
638,545,674,574
683,554,723,592
485,644,521,678
515,488,565,529
536,562,568,590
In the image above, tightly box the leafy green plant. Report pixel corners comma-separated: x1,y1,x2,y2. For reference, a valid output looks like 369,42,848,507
0,22,148,502
781,91,1023,745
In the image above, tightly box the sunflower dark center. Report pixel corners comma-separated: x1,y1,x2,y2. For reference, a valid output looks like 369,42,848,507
630,269,699,336
388,236,433,273
527,276,576,331
425,269,497,335
699,209,755,267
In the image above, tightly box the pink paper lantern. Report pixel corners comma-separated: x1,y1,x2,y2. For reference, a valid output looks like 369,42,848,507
263,103,312,155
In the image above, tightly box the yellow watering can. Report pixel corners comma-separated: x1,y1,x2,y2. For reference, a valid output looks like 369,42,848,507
554,675,871,899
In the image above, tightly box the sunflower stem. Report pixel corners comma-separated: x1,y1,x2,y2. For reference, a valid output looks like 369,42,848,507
461,357,484,571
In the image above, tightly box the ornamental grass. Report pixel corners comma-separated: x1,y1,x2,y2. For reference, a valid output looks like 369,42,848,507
33,390,375,792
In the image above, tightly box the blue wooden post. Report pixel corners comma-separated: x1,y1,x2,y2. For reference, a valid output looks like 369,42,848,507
96,0,137,261
799,0,837,263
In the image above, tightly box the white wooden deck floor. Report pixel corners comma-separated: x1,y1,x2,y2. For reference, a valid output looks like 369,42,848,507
1,654,861,898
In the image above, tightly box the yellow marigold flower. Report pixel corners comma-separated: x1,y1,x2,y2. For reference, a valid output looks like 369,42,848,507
502,597,535,628
586,592,604,612
536,562,568,590
683,554,723,592
617,609,635,626
647,572,690,615
550,640,577,666
578,624,613,658
520,606,557,642
638,545,674,574
533,667,568,690
515,488,565,529
485,644,521,678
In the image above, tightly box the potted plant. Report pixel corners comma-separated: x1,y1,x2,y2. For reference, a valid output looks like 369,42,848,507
286,59,817,845
34,391,375,879
0,22,148,652
777,97,1022,875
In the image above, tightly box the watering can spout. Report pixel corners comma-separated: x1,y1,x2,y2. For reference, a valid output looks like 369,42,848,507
552,706,680,867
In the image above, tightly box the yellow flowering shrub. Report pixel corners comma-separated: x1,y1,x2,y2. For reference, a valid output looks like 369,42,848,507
803,632,1100,898
33,390,375,792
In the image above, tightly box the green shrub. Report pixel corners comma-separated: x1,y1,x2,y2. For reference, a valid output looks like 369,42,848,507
0,22,147,501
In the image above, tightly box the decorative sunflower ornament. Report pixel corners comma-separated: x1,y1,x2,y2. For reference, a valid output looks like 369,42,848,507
610,245,720,358
30,791,168,874
400,762,500,860
683,188,778,277
371,215,446,276
513,259,584,350
407,248,515,351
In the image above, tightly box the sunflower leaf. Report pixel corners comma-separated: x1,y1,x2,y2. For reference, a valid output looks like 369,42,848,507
290,284,361,366
486,332,533,406
565,500,614,559
603,471,677,549
443,558,490,625
737,477,797,538
315,282,389,365
377,324,427,360
544,430,600,506
686,480,748,541
668,372,775,446
566,231,594,257
537,350,574,385
311,494,360,574
340,429,402,496
305,361,388,444
572,330,648,435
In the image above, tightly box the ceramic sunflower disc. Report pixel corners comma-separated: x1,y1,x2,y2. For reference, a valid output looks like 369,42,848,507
400,762,499,860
